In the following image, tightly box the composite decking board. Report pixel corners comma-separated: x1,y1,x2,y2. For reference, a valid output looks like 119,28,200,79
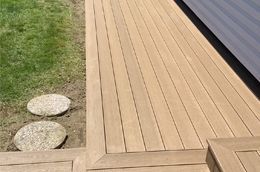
158,0,260,135
89,150,208,169
150,0,218,148
94,0,126,154
136,1,208,149
182,0,260,81
149,0,256,137
143,0,251,138
0,161,72,172
110,0,165,151
132,2,228,149
87,164,210,172
172,1,260,134
86,0,106,165
123,0,208,150
171,0,260,120
141,0,210,149
117,0,184,150
160,0,260,125
102,0,145,153
135,0,222,142
126,0,199,150
86,0,260,169
157,0,234,138
237,151,260,172
136,0,234,140
0,148,86,172
153,0,255,137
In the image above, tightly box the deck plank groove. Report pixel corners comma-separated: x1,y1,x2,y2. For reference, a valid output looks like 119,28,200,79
158,0,260,133
146,0,253,137
142,0,207,150
92,0,260,156
102,0,145,153
94,0,126,153
136,0,235,140
169,0,260,120
86,0,106,165
117,0,183,150
110,0,165,151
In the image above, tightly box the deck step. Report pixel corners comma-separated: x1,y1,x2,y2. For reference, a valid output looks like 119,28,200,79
207,137,260,172
0,148,86,172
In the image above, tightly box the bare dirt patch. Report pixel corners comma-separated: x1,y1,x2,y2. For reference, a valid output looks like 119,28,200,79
1,79,86,151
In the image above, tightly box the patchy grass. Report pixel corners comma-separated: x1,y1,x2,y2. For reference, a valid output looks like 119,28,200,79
0,0,84,104
0,0,85,151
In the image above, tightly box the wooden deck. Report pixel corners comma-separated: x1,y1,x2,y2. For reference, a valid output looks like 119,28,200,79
0,0,259,171
86,0,260,170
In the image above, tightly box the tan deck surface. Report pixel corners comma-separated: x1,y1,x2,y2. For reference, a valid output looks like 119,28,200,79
0,0,259,171
208,137,260,172
86,0,260,170
0,148,86,172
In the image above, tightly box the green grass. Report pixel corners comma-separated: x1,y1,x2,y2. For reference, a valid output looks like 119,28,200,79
0,0,84,105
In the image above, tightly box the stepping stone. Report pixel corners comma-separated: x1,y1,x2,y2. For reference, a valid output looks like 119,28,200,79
14,121,67,151
27,94,71,116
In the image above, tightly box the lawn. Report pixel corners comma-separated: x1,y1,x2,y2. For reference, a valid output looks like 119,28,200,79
0,0,85,150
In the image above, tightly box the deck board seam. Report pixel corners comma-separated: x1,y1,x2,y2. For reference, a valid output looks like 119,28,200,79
136,0,232,140
115,0,167,150
125,0,185,150
111,0,165,150
161,0,239,137
164,1,258,135
93,0,108,155
163,0,260,127
170,0,260,121
143,0,235,139
140,0,203,149
164,0,237,138
166,0,260,123
157,0,219,139
150,0,253,137
131,0,188,150
104,0,147,152
148,0,210,148
101,0,127,153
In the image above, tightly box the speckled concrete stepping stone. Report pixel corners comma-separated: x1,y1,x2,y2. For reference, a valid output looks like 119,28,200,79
27,94,71,116
14,121,67,151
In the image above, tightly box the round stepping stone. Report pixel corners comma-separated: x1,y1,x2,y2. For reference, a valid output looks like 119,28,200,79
14,121,67,151
27,94,71,116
